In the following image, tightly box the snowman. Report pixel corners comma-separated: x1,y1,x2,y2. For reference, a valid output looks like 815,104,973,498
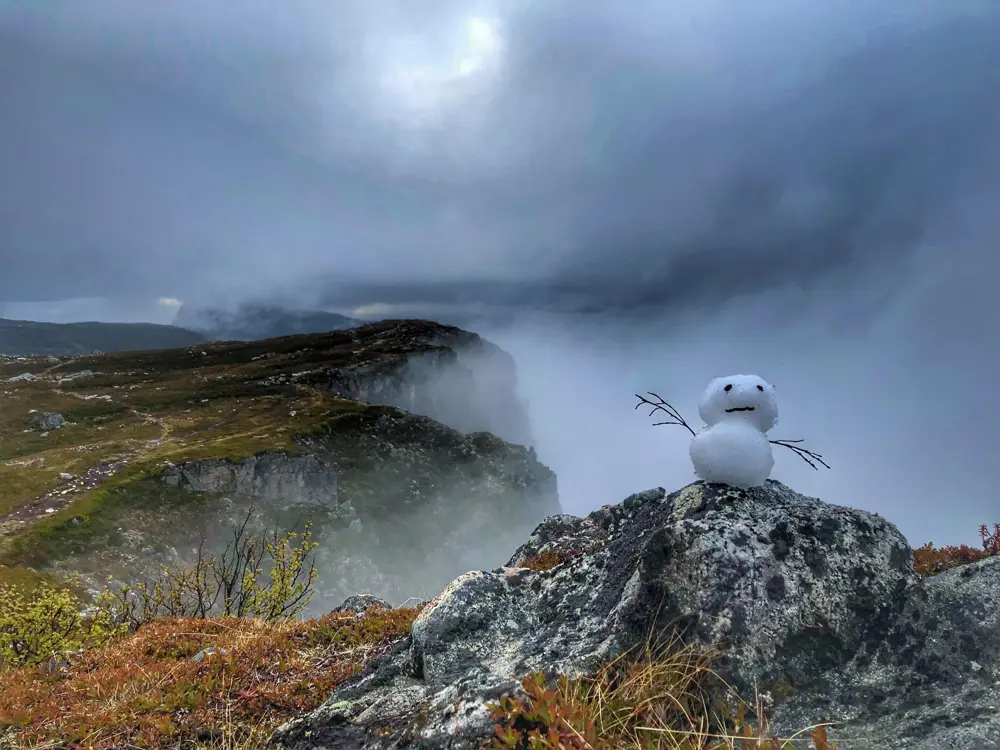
689,374,778,489
635,374,828,489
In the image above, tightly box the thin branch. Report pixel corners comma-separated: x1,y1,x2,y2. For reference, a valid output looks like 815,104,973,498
769,439,831,470
634,392,696,436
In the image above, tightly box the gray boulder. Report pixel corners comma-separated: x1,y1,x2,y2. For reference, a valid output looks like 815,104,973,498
335,595,394,615
29,411,65,431
771,556,1000,749
269,480,935,749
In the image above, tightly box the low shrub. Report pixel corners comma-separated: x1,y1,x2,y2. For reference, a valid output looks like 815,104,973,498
913,522,1000,577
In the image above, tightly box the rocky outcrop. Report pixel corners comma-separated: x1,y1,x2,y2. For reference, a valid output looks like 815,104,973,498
268,480,934,749
770,556,1000,749
168,316,533,448
303,320,533,448
266,480,1000,749
163,452,341,511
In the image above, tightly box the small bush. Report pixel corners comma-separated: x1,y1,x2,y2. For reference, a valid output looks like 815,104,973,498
95,499,320,630
913,523,1000,577
520,548,582,572
0,573,128,671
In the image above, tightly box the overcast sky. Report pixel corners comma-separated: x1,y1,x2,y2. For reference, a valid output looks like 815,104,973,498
1,0,998,547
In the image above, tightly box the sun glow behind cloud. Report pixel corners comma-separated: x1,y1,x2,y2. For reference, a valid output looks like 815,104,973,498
378,15,503,114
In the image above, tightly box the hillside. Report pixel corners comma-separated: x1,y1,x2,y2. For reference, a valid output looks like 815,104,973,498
173,303,362,342
0,319,554,614
0,317,206,356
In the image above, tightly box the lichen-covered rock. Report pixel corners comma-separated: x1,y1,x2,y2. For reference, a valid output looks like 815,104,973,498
267,480,917,749
771,556,1000,749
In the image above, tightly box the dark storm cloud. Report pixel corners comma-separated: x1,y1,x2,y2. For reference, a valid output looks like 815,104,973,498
2,0,998,314
312,3,1000,319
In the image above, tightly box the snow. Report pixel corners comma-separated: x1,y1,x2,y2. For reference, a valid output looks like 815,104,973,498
690,420,774,488
697,374,779,432
690,374,778,489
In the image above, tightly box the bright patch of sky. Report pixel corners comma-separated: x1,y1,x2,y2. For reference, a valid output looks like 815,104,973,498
377,15,503,115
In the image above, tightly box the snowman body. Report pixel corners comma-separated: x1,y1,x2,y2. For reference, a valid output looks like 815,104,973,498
690,420,774,488
688,374,779,489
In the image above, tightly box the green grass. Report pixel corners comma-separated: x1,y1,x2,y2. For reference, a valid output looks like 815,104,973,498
0,472,214,571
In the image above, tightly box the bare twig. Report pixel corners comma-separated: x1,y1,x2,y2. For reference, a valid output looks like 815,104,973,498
769,439,831,470
634,392,696,436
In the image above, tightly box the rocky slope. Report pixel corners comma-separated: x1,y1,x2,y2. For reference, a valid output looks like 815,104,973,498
0,317,205,355
0,319,553,614
267,481,999,750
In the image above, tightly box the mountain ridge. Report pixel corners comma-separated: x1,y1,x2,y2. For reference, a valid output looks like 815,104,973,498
0,317,205,356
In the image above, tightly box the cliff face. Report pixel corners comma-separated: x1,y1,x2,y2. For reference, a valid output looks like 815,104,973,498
304,320,532,447
0,319,553,613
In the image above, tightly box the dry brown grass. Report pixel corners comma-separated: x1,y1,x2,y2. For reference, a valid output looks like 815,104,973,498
519,548,583,572
488,626,837,750
0,607,420,750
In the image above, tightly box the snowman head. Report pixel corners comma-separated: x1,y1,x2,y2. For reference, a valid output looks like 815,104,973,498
698,374,778,432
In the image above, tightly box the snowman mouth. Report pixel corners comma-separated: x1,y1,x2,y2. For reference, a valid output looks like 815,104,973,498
725,406,755,413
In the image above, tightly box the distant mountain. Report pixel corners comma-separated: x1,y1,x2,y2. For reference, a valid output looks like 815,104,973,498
0,318,206,356
173,303,362,342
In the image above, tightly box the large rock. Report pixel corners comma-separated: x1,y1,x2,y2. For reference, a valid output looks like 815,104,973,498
28,411,65,431
770,556,1000,749
268,480,924,749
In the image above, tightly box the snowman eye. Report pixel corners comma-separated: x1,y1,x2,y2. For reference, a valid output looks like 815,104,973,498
757,385,764,391
724,384,733,392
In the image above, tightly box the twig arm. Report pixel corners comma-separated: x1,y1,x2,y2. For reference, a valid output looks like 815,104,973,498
769,438,831,470
634,392,697,436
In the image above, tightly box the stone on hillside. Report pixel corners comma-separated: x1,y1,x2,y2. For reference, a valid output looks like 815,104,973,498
7,372,36,382
267,480,918,749
191,647,229,662
56,369,96,384
29,412,65,431
334,594,394,615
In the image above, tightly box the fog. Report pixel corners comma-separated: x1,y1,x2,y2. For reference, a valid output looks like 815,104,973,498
477,244,999,549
